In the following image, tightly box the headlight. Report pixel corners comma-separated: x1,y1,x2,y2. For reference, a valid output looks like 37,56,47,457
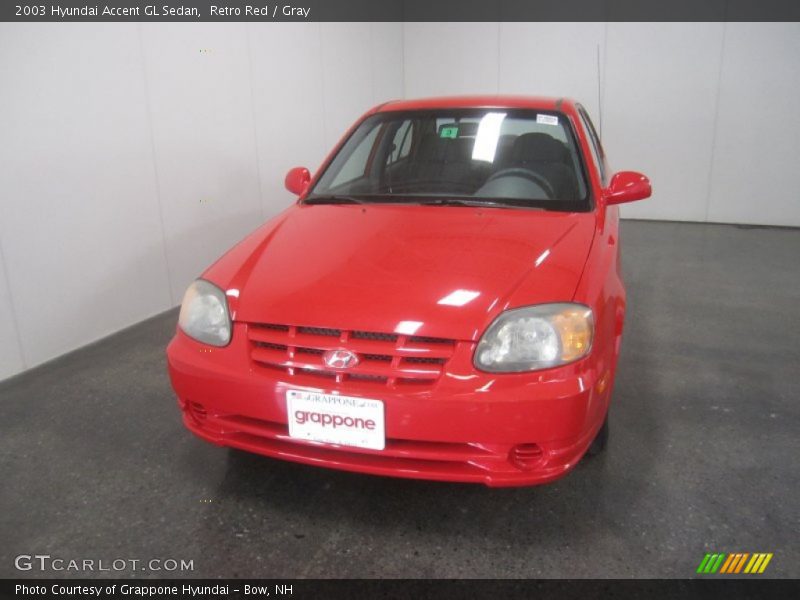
178,279,231,346
474,303,593,372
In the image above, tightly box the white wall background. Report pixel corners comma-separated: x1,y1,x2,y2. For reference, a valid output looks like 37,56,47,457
0,21,797,380
404,21,800,224
0,22,403,380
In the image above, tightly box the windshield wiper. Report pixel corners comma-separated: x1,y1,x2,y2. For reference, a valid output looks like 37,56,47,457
303,194,370,205
418,198,512,208
305,195,545,210
419,197,546,210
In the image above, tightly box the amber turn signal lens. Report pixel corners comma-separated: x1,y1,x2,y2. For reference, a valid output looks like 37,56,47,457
553,306,593,362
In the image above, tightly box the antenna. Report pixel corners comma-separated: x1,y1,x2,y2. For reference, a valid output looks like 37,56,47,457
596,43,603,139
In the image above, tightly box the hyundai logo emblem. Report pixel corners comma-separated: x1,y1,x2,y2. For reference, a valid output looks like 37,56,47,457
322,349,360,369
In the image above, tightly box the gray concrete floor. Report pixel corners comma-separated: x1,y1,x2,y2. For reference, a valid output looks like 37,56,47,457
1,220,798,579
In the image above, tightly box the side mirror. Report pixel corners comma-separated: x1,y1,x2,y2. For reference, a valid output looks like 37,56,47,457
604,171,651,205
284,166,311,196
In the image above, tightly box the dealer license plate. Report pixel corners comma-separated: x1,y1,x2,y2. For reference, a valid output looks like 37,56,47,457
286,390,385,450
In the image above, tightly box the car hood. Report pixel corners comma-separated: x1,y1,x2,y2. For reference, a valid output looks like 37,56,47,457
205,203,596,341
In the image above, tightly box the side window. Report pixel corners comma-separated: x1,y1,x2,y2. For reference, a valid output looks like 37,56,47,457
387,120,413,165
329,125,381,188
577,106,606,184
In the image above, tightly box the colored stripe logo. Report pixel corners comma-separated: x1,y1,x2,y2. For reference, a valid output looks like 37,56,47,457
697,553,773,574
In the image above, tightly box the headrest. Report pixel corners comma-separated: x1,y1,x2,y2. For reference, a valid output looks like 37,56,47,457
511,133,568,163
445,137,474,161
417,134,446,161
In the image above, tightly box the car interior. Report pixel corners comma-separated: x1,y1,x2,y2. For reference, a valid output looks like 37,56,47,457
378,118,586,201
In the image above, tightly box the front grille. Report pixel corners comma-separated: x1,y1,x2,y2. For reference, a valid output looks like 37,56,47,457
247,322,456,387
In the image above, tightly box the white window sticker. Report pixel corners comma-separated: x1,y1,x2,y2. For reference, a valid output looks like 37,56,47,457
536,114,559,126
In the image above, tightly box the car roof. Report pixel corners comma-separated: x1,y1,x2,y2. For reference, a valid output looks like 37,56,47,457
375,95,577,113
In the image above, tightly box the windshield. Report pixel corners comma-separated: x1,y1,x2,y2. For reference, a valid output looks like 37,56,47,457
307,109,590,211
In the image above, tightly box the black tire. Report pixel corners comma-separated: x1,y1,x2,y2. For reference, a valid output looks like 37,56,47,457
586,415,609,457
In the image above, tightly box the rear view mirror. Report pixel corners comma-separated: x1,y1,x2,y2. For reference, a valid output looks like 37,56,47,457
285,167,311,196
604,171,651,205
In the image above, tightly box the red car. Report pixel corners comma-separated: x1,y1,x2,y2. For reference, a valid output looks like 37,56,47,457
167,96,650,487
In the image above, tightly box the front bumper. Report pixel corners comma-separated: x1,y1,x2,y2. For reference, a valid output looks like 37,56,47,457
167,324,612,487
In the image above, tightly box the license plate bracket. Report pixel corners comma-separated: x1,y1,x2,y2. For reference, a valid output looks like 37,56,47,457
286,390,385,450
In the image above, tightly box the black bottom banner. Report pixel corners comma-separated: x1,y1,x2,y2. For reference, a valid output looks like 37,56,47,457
3,579,799,600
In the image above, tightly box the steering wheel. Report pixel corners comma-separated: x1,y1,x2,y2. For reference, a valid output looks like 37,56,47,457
484,168,556,199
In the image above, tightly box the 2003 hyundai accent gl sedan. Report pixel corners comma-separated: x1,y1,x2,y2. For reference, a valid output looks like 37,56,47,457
167,96,651,487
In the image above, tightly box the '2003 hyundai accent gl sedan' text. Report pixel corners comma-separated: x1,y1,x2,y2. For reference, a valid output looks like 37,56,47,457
166,96,651,487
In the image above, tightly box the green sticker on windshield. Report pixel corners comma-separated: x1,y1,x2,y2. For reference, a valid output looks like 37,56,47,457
440,125,459,139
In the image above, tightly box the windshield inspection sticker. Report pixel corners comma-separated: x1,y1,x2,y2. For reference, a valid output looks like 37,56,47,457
440,125,459,139
536,114,559,126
